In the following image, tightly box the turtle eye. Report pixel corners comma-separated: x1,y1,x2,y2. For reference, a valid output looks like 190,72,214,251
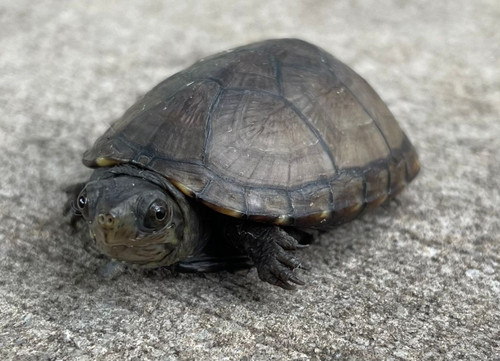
77,193,87,210
154,205,167,220
144,199,169,229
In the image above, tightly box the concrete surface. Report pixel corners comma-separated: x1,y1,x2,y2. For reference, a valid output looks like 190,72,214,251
1,1,499,360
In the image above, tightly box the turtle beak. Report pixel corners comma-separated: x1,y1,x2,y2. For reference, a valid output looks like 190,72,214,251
94,212,122,245
91,211,136,248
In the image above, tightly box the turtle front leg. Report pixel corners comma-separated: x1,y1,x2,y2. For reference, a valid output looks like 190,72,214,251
224,221,310,289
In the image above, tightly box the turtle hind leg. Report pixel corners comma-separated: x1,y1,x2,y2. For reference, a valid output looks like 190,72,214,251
224,221,310,290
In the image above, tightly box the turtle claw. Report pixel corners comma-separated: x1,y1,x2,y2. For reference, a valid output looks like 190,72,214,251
256,241,307,290
260,260,305,290
224,222,311,289
276,268,306,287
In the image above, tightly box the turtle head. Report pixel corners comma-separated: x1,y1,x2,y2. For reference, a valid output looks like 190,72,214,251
75,167,201,267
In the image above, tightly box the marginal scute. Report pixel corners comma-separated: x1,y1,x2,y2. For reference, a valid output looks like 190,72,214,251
149,159,211,195
169,179,195,197
275,214,292,226
363,166,389,210
403,135,421,182
330,173,363,210
201,180,246,215
83,136,135,167
95,157,122,167
85,39,420,226
329,172,364,224
203,201,244,219
289,182,332,219
246,188,291,218
293,210,333,228
407,156,420,183
388,158,407,196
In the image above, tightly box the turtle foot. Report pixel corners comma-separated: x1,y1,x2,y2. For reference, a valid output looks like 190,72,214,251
224,222,310,290
255,228,310,290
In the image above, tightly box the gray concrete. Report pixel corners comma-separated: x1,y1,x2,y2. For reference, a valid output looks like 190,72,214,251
1,1,499,360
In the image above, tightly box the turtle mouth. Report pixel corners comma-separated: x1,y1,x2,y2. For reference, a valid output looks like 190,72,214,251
106,244,175,267
90,223,172,247
90,227,177,266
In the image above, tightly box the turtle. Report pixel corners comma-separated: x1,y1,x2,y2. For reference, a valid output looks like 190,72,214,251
67,38,420,289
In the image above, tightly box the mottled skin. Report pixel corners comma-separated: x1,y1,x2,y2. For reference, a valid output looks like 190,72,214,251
68,39,419,289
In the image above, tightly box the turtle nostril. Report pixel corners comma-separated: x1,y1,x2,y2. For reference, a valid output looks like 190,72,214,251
97,213,115,229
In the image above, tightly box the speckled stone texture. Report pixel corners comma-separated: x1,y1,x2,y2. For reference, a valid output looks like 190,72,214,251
1,1,499,360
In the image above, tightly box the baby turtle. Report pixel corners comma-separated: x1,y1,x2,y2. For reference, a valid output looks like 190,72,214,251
67,39,420,289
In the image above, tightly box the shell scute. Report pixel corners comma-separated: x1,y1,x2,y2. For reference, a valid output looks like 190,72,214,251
84,39,419,227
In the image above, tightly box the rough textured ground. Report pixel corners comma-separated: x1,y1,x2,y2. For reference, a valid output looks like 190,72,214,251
1,1,499,360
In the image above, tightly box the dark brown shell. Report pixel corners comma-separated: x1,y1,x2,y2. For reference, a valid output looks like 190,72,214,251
83,39,420,227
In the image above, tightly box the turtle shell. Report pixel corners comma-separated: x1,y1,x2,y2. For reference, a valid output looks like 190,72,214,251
83,39,420,228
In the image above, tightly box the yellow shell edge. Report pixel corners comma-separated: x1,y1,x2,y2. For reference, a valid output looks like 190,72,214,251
169,179,195,197
95,157,122,167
